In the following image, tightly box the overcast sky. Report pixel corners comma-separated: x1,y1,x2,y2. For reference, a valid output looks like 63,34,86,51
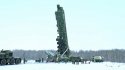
0,0,125,51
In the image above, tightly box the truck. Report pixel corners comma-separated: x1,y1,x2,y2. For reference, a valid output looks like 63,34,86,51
0,50,21,65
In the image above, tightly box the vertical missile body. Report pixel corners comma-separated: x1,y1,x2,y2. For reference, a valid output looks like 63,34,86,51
55,5,70,57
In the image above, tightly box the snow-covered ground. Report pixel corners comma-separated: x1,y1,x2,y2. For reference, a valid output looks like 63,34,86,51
0,60,125,70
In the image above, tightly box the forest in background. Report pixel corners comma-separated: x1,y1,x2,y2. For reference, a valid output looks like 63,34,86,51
13,49,125,63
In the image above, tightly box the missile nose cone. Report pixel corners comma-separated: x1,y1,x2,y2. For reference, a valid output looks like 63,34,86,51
57,4,60,10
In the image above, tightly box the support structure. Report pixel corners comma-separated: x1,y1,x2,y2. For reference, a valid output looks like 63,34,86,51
55,5,70,57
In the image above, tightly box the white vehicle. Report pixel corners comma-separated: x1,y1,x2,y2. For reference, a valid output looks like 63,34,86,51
92,56,104,62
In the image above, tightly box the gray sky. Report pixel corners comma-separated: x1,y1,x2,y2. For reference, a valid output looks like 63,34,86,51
0,0,125,51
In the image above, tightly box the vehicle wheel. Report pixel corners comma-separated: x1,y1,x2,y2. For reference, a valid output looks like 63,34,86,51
9,58,15,65
15,58,21,64
1,59,6,65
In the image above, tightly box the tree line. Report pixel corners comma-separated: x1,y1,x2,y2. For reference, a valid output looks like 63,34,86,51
13,49,125,63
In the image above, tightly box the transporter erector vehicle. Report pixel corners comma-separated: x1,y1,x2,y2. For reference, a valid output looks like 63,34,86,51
0,50,21,65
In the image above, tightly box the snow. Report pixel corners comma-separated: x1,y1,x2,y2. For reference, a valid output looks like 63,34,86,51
0,60,125,70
